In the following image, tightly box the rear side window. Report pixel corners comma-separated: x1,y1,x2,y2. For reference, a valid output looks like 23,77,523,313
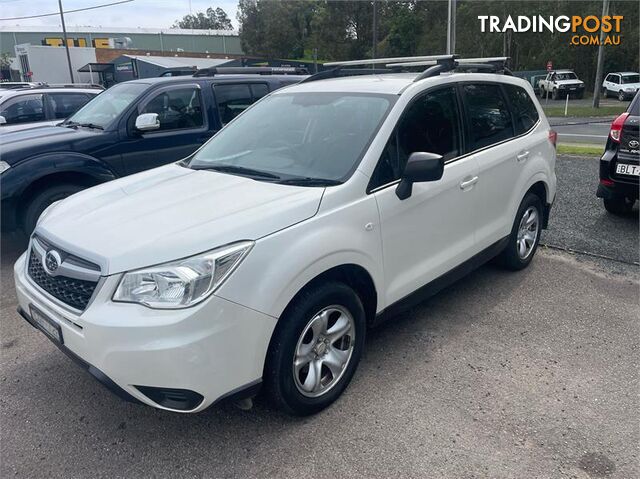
214,83,270,126
0,94,45,124
504,84,539,135
462,83,514,150
48,93,92,119
140,87,204,132
370,87,461,188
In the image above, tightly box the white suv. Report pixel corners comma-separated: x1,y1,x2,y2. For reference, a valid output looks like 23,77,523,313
13,56,557,416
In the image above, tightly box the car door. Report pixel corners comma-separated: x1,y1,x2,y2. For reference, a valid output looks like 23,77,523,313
461,82,531,250
119,83,210,174
371,86,480,306
603,74,613,93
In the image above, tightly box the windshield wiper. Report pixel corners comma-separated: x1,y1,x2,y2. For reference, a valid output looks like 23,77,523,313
277,177,342,186
192,164,281,180
77,122,104,130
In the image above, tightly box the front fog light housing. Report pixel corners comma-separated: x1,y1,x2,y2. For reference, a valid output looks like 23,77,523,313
113,241,253,309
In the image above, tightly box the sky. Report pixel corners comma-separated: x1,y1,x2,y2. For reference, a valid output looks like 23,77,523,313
0,0,240,29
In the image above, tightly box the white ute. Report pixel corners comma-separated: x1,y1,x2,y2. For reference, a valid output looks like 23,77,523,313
14,55,557,415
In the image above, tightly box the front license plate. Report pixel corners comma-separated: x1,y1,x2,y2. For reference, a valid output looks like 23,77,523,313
616,163,640,176
29,305,63,344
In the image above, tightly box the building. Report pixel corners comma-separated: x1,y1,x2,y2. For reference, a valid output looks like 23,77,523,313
14,44,98,84
0,26,243,57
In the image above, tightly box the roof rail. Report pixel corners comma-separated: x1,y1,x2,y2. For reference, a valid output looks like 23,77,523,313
323,54,455,68
44,83,105,89
193,66,309,77
301,54,512,85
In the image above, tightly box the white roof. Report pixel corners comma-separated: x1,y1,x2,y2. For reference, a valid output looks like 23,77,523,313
123,55,234,69
0,87,100,99
281,71,525,95
614,72,639,76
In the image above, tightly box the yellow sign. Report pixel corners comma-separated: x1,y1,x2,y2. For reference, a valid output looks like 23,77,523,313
42,37,110,48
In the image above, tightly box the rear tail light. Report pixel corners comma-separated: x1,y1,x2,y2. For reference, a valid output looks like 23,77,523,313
600,178,615,187
548,129,557,148
609,112,629,142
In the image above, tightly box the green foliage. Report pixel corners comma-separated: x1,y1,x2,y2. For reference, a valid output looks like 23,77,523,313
0,52,12,68
173,6,233,30
237,0,639,89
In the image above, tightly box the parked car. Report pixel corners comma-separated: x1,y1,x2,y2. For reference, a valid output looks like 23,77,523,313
13,55,557,416
0,86,102,133
0,81,47,89
596,92,639,214
530,74,546,95
0,69,306,234
538,70,585,100
601,72,640,101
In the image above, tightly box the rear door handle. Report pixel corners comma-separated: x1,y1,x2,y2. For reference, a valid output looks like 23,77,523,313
517,151,530,162
459,176,479,190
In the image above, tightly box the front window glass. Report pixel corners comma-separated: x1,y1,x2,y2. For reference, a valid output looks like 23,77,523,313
214,84,253,125
621,74,639,84
189,92,395,183
49,93,93,119
0,94,45,124
371,87,461,188
555,72,578,81
140,88,204,131
65,82,147,128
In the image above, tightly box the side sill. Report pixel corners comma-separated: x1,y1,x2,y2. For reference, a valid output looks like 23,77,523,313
372,236,509,326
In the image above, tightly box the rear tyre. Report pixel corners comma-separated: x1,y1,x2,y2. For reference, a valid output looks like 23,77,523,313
264,282,366,416
496,193,543,271
603,197,635,215
22,184,84,236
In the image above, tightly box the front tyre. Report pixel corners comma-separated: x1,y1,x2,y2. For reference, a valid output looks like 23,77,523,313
618,90,626,101
496,193,543,271
264,282,366,416
22,184,84,236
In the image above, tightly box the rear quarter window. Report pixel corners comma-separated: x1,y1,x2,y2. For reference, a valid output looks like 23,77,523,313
504,84,539,135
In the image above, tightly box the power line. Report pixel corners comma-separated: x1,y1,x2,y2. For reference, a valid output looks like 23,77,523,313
0,0,134,21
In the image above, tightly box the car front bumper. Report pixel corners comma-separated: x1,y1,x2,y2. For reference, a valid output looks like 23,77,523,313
14,252,277,413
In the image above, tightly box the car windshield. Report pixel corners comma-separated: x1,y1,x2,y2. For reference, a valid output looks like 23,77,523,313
187,92,395,184
621,74,639,84
555,72,577,81
64,82,148,129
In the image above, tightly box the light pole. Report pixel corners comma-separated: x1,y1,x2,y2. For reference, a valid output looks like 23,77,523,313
372,0,378,60
446,0,457,54
592,0,610,108
58,0,75,83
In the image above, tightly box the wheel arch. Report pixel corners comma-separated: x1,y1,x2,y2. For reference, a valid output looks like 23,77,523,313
14,153,117,228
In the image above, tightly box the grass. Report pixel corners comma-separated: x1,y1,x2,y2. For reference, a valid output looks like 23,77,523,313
557,144,603,156
543,105,626,118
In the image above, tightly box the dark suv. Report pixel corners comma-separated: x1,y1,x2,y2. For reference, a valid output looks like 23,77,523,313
597,92,639,215
0,69,306,235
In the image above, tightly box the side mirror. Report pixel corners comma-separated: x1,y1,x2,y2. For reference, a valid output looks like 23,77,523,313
135,113,160,132
0,115,6,125
396,152,444,200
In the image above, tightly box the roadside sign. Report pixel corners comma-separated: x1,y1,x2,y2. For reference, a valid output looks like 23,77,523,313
546,61,553,71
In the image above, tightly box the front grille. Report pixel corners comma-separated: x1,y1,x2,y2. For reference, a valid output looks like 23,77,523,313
28,250,98,310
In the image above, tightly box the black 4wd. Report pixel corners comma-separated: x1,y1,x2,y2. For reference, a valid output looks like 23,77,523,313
0,68,306,236
597,92,639,215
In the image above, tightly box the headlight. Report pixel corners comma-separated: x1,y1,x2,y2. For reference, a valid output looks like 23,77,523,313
0,161,10,174
113,241,253,309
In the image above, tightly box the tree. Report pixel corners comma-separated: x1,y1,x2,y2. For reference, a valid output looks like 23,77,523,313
173,6,233,30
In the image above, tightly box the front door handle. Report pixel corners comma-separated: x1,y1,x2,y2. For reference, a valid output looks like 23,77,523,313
516,151,530,162
459,176,479,190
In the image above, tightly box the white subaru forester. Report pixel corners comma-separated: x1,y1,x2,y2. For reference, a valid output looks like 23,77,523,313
14,56,556,416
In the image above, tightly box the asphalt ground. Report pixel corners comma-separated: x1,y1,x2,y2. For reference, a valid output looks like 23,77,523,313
1,155,638,478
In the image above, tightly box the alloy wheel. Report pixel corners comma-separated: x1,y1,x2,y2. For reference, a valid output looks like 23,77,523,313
516,206,540,260
293,305,355,398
